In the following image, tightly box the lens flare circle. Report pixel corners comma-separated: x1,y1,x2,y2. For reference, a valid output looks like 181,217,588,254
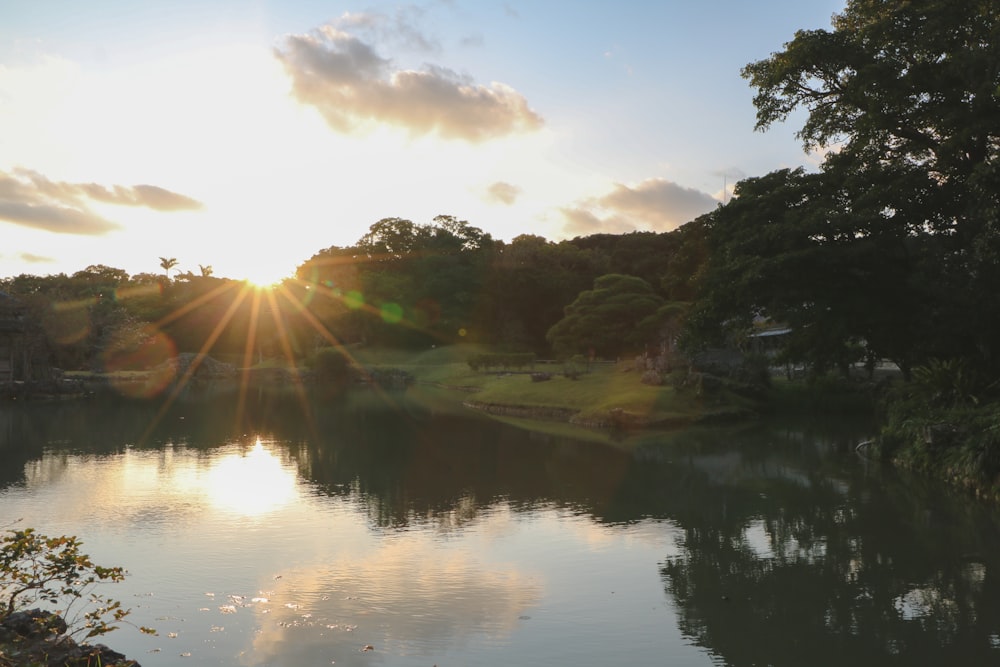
103,326,178,398
380,302,404,324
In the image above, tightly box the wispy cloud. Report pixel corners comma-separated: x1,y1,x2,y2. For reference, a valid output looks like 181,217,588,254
84,183,203,211
0,167,203,235
17,252,54,264
484,181,522,205
561,178,718,235
274,21,543,141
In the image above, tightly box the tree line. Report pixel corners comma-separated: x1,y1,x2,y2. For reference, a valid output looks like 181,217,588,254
0,215,703,372
3,0,996,398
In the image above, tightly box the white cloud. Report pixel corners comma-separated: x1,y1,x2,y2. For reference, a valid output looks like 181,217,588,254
274,25,543,141
561,178,718,236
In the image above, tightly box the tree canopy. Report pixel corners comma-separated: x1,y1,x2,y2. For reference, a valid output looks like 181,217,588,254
546,274,666,359
691,0,1000,378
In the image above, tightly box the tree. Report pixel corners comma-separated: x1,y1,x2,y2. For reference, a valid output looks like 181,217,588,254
547,274,666,358
687,168,919,376
198,264,214,277
158,257,178,280
692,0,1000,377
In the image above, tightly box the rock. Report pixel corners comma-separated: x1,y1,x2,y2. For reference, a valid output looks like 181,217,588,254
0,610,140,667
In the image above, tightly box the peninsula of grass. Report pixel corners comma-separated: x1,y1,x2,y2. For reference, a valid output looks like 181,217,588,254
350,344,759,428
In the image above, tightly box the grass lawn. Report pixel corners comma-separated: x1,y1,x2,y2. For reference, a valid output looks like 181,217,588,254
350,344,759,426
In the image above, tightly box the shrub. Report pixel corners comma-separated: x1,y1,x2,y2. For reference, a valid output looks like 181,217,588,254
467,352,536,372
311,347,352,382
0,526,155,641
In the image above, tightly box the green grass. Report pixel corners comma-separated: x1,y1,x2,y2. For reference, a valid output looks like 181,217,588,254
349,344,759,426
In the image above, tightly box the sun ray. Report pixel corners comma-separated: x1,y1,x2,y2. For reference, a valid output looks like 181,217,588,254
138,283,254,446
234,287,263,434
153,280,242,328
264,287,311,414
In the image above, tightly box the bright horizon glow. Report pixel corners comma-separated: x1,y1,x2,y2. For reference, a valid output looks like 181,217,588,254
0,1,841,281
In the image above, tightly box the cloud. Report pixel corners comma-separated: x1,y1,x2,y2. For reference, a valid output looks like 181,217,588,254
0,167,202,235
560,205,634,236
274,25,543,141
484,181,522,205
561,178,718,236
17,252,54,264
132,184,202,211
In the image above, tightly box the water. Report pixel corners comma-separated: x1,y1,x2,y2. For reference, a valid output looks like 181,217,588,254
2,388,999,666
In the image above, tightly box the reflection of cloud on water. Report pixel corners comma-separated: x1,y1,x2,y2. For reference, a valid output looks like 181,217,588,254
245,536,543,666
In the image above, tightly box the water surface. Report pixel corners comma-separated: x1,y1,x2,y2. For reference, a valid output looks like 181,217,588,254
2,388,999,666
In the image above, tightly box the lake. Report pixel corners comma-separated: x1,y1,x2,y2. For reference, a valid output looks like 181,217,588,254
2,387,1000,666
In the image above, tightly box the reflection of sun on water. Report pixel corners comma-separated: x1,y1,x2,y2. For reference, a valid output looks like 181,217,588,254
206,437,297,517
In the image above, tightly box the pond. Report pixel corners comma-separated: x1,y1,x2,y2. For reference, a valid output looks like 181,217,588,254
2,387,1000,666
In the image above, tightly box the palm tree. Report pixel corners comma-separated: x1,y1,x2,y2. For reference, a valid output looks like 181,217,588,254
159,257,178,280
198,264,214,277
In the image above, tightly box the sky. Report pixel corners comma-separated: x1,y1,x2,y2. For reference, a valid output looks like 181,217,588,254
0,0,845,285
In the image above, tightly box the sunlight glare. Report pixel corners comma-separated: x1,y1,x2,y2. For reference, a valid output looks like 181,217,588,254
205,437,298,517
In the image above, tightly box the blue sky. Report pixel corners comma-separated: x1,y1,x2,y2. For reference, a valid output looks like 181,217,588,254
0,0,845,284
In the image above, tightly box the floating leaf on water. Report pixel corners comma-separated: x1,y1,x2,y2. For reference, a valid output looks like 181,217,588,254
219,605,237,614
361,644,375,652
147,648,162,653
180,652,192,658
167,632,178,639
205,592,215,597
284,603,299,609
252,597,269,603
210,626,224,633
198,608,210,612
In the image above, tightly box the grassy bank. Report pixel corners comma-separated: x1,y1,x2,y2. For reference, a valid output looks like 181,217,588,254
350,344,762,428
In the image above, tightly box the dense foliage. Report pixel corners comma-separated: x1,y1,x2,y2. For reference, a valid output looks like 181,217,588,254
690,0,1000,383
1,219,703,375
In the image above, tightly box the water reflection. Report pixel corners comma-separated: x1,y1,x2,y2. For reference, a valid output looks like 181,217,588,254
2,390,1000,666
657,430,1000,666
248,523,542,666
205,438,297,517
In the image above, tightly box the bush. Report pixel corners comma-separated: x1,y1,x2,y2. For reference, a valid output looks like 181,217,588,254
467,352,536,372
310,347,352,382
1,526,155,643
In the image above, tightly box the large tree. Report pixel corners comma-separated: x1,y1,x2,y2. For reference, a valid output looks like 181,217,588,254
546,274,666,359
693,0,1000,377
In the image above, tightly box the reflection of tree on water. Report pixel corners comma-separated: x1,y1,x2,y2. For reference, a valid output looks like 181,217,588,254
658,426,1000,666
298,394,638,530
6,391,1000,665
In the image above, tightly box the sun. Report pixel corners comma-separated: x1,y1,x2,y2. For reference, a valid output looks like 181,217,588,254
239,264,293,289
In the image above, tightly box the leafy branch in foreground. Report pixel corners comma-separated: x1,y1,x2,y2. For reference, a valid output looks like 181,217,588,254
0,527,155,641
